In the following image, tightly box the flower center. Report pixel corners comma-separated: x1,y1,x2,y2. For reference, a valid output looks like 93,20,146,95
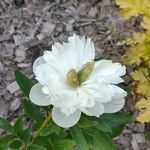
66,62,94,87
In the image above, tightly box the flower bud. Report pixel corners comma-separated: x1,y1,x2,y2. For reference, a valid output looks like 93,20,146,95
78,62,94,85
67,69,79,87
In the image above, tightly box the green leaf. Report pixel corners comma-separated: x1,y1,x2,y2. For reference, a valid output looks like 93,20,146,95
145,132,150,141
13,116,23,134
18,128,31,143
23,100,44,122
27,144,47,150
33,136,51,148
0,135,16,150
0,117,12,132
70,126,89,150
0,134,16,145
78,116,98,128
47,140,55,150
97,119,112,133
0,145,8,150
41,122,60,136
84,128,117,150
9,139,23,149
15,70,34,97
121,85,132,97
54,139,75,150
100,112,133,137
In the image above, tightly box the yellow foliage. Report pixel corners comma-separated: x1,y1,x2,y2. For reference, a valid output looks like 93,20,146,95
136,98,150,123
131,68,150,98
142,16,150,29
116,0,150,123
116,0,150,29
131,68,150,123
122,31,150,65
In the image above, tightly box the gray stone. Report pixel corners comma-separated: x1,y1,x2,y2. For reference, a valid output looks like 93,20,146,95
10,99,21,111
15,48,26,62
7,81,20,94
41,22,55,36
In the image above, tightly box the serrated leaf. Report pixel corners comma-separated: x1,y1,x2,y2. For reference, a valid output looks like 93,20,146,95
13,116,23,134
136,98,150,123
23,100,44,122
0,117,12,132
15,70,34,97
9,139,23,149
115,0,150,29
41,122,60,136
70,126,89,150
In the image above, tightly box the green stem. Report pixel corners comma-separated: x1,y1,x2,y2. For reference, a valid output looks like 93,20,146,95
35,115,51,137
23,115,51,150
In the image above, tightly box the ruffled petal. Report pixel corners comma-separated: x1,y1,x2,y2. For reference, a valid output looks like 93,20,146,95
103,97,125,113
29,83,51,106
81,82,112,103
108,85,127,98
33,56,45,74
89,60,126,84
43,35,95,75
51,90,77,108
35,63,66,91
103,85,127,113
68,35,95,68
52,107,81,128
80,101,105,117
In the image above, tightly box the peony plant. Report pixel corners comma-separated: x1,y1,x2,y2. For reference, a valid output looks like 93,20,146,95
0,35,133,150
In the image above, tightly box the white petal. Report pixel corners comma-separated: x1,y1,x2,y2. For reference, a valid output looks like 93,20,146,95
103,85,127,113
35,63,66,91
103,97,125,113
76,89,89,107
43,35,95,74
82,82,112,103
51,90,77,108
108,85,127,98
80,101,105,117
33,56,45,74
89,60,126,84
60,106,77,116
29,83,51,106
52,107,81,128
68,35,95,67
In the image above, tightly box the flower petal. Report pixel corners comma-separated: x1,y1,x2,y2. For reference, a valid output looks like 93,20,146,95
33,56,45,74
52,107,81,128
51,90,77,108
29,83,51,106
68,35,95,67
43,35,95,75
82,82,112,103
80,101,105,117
89,60,126,84
103,97,125,113
108,85,127,99
35,63,66,91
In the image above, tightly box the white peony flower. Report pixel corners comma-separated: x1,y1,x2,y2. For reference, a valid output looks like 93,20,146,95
29,35,127,128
